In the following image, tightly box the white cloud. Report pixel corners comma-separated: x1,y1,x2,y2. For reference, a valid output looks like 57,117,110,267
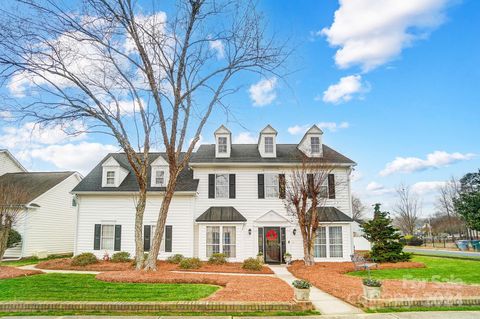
366,181,395,195
323,75,366,104
351,170,363,182
30,142,118,174
288,122,349,135
380,151,476,176
411,181,446,195
233,132,256,144
248,77,278,107
0,111,13,121
209,40,225,59
321,0,450,71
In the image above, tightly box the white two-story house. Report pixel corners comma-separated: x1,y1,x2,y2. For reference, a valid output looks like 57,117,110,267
72,125,356,263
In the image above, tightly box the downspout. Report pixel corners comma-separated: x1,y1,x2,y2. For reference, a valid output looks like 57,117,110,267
73,194,80,255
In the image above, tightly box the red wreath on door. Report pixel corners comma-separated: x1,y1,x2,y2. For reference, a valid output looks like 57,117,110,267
266,229,278,241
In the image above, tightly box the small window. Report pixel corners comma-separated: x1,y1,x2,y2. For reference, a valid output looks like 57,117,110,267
264,174,279,198
215,174,229,198
101,225,115,250
311,137,320,154
218,137,227,153
155,170,165,186
106,171,115,185
264,136,273,153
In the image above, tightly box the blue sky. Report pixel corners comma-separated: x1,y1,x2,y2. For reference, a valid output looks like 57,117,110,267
1,0,479,217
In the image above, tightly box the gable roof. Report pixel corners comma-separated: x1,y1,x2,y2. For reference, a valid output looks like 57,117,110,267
72,153,199,193
190,144,355,165
260,124,278,134
196,206,247,222
0,149,27,172
0,171,75,205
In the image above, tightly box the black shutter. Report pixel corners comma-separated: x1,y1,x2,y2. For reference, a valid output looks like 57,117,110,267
279,174,286,199
208,174,215,198
258,174,265,199
144,225,151,252
165,225,173,252
114,225,122,251
94,224,101,250
328,174,336,199
281,227,286,263
258,228,264,255
307,174,314,198
229,174,236,199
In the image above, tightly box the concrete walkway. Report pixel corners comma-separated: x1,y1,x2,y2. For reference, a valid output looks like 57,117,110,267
19,264,100,275
268,264,363,315
170,270,274,276
3,312,480,318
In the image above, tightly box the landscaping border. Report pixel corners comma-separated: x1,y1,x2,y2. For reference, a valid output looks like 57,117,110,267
0,301,313,313
362,296,480,309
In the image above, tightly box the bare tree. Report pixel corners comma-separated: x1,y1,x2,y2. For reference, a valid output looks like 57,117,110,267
283,158,344,266
393,184,421,236
351,194,365,222
0,183,30,260
0,0,287,270
435,177,465,238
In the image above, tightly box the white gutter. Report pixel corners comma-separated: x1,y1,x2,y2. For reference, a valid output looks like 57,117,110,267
71,191,198,196
189,162,356,168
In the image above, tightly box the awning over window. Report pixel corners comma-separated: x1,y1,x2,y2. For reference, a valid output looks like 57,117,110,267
196,206,247,222
315,207,353,222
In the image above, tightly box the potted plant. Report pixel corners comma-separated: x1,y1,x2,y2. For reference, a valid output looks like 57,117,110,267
362,278,382,299
284,252,292,265
256,252,264,264
292,279,311,301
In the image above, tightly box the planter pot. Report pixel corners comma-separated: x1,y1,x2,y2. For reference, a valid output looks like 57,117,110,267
284,256,292,264
294,288,310,301
363,285,382,299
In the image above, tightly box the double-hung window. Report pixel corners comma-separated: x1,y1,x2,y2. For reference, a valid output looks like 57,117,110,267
100,225,115,250
215,174,229,198
320,177,328,198
155,170,165,186
265,174,279,198
311,137,320,154
314,226,343,258
106,171,115,185
264,136,273,153
218,137,227,153
206,226,236,258
314,227,327,258
329,226,343,258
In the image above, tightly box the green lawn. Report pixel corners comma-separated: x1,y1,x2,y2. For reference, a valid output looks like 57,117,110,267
0,273,219,301
349,255,480,285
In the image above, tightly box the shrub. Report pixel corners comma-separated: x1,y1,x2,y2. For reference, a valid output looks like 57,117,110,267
167,254,185,264
71,253,98,266
179,257,202,269
7,229,21,248
400,235,423,246
208,253,227,265
292,279,311,289
111,251,131,263
242,257,262,271
363,278,382,287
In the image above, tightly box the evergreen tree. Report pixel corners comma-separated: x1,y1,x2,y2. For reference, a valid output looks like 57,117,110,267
454,170,480,232
362,203,411,262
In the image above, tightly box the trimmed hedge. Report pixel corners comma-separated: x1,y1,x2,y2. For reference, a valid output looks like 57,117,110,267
242,257,262,271
208,253,227,265
71,253,98,266
179,257,202,269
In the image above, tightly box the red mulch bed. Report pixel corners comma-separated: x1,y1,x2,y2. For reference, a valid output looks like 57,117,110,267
288,261,480,306
97,262,291,302
37,258,272,274
0,266,42,279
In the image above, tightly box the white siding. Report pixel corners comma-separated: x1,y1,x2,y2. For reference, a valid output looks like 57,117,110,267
75,194,195,259
0,152,24,176
22,174,81,257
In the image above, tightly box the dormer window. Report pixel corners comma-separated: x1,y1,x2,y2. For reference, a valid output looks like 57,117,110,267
311,137,320,154
155,170,165,186
218,137,227,153
106,171,115,185
264,137,273,153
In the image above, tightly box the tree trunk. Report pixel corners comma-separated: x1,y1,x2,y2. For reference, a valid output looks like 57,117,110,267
0,227,10,260
134,188,147,270
143,183,176,271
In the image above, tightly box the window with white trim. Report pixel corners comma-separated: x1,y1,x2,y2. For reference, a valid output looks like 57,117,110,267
320,177,328,198
314,226,343,258
264,136,273,153
155,170,165,186
264,174,279,198
100,225,115,250
106,171,115,185
215,174,229,198
329,226,343,258
218,137,227,153
206,226,236,258
314,227,327,258
311,136,320,154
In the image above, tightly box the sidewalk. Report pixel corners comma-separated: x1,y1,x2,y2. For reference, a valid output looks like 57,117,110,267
19,264,100,275
268,264,363,315
405,247,480,259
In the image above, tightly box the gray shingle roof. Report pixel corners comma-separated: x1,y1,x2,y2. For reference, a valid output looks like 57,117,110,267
316,206,353,222
196,206,247,222
72,153,199,193
0,172,75,204
190,144,355,164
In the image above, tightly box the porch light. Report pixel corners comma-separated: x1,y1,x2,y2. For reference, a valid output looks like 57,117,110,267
248,228,252,235
293,228,297,236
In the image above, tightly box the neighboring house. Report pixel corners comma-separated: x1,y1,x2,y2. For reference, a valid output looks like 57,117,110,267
72,125,357,263
0,151,82,259
352,220,371,251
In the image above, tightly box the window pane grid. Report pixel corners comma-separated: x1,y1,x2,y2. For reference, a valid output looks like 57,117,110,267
311,137,320,153
101,225,114,250
155,170,165,186
329,226,343,258
106,171,115,185
314,227,327,258
265,174,279,198
218,137,227,153
206,226,236,258
264,137,273,153
215,174,229,198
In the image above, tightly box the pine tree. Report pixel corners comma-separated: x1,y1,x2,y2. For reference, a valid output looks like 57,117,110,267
362,203,411,262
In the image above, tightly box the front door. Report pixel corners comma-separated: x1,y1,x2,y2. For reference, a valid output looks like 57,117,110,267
264,227,281,263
